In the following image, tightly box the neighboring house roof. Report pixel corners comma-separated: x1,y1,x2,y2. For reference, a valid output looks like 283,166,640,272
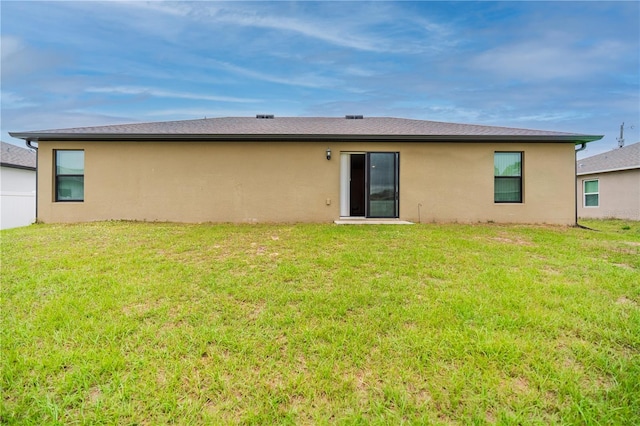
9,116,602,144
0,141,36,170
577,142,640,175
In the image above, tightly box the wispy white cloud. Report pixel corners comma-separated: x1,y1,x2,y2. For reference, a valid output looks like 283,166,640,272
117,0,190,18
205,60,340,89
85,86,261,103
512,111,592,123
1,35,65,81
0,91,37,109
472,38,627,81
117,1,449,54
205,9,387,53
3,108,136,134
1,35,23,59
343,66,377,78
142,107,294,119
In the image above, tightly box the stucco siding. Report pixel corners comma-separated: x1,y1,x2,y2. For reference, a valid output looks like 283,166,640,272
36,140,577,225
577,169,640,220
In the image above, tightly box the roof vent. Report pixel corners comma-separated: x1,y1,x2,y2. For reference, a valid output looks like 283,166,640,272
345,115,364,119
256,114,274,119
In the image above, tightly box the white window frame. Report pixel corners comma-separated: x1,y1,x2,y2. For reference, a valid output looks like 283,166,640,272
583,179,599,208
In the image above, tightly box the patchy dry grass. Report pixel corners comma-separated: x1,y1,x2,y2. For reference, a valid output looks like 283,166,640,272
1,221,639,424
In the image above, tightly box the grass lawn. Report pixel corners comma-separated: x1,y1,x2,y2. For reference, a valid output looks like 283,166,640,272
1,220,639,424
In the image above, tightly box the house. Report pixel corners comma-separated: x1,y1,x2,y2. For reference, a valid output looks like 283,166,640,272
9,116,602,225
1,141,37,230
576,142,640,221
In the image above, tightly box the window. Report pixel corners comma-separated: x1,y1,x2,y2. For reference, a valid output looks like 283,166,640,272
583,179,599,207
494,152,522,203
55,150,84,201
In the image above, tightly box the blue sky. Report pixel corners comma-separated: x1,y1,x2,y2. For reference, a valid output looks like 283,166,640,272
1,1,638,158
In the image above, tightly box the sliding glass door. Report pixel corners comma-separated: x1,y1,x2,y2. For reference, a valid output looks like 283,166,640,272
367,152,399,218
340,152,399,218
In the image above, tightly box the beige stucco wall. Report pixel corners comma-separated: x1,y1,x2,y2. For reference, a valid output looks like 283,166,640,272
36,140,577,225
577,169,640,220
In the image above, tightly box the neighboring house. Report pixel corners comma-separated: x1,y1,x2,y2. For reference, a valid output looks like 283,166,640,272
576,142,640,221
1,141,37,230
9,116,602,225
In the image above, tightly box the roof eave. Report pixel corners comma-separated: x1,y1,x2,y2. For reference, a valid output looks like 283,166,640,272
0,162,36,171
577,165,640,175
9,132,604,143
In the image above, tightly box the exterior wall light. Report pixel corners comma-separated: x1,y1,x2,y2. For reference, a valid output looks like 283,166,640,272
326,148,332,160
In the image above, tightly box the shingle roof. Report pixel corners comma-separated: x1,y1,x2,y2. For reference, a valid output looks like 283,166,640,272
577,142,640,175
9,116,602,143
0,141,36,170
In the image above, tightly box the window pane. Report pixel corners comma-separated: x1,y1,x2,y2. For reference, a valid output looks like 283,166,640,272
369,153,394,200
57,176,84,201
57,151,84,175
495,153,521,177
584,180,598,193
495,177,521,202
585,194,599,207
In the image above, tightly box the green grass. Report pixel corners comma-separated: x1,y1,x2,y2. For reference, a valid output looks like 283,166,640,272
580,218,640,234
1,220,639,424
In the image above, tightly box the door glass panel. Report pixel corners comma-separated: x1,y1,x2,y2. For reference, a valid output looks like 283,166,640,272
368,153,397,218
